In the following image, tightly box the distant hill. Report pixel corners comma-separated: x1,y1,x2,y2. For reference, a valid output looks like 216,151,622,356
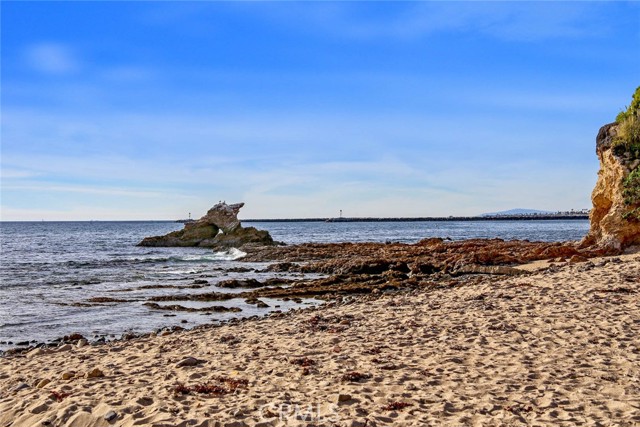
480,208,552,217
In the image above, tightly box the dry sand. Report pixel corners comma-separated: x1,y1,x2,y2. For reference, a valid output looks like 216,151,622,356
1,254,638,426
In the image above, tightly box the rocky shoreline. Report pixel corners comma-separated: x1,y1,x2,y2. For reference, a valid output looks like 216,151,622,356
1,237,614,355
1,251,638,426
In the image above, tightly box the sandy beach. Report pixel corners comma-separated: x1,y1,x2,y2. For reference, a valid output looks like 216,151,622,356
1,252,638,426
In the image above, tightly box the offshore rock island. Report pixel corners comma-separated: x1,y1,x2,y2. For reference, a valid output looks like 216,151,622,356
138,202,276,249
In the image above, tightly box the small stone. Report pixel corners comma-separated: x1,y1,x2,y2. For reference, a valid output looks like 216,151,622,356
336,393,352,403
57,344,73,352
61,372,75,380
569,255,588,263
13,383,29,392
176,357,203,367
103,410,117,422
36,379,51,389
76,339,88,348
86,368,105,378
27,348,47,357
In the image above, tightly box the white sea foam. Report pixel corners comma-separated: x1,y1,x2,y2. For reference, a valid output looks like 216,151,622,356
171,248,246,262
214,248,247,260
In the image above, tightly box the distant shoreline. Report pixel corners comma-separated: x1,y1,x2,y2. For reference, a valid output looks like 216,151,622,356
243,214,589,223
0,215,590,223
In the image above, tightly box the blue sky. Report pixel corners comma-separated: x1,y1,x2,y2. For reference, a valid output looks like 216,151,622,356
1,1,639,220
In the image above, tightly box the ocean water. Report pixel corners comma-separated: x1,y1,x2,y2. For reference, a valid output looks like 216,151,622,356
0,220,589,349
250,219,590,244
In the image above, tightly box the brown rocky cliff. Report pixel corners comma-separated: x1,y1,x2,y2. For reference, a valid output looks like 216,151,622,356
582,122,640,250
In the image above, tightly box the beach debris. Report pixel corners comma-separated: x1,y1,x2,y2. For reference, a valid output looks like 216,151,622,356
49,390,70,402
193,383,226,394
103,410,118,422
213,376,248,392
172,376,248,395
382,402,412,411
503,403,534,414
13,383,29,392
173,383,192,395
341,371,372,382
290,357,316,367
176,357,204,367
290,357,316,375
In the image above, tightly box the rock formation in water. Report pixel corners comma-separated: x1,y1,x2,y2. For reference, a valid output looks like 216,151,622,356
139,202,275,249
582,87,640,250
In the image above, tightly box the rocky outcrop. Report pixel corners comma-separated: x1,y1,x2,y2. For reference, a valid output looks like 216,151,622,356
581,122,640,251
138,202,275,249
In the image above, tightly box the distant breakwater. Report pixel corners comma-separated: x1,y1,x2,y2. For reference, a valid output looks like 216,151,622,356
243,215,589,223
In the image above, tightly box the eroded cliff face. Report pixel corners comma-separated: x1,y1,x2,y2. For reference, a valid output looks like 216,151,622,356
582,123,640,250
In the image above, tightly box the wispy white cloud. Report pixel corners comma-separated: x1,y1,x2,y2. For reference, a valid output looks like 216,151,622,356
0,183,182,199
24,42,79,74
206,2,615,42
0,168,39,179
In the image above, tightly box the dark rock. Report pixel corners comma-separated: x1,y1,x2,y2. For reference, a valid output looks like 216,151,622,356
216,278,263,289
176,357,204,367
63,333,85,342
144,302,241,312
264,262,301,272
225,267,254,273
452,264,527,276
138,202,275,249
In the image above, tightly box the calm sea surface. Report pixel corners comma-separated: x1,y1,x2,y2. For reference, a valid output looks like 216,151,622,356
0,220,589,349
